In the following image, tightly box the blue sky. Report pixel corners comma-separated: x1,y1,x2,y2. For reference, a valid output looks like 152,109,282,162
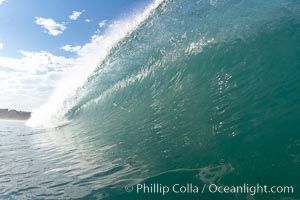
0,0,152,111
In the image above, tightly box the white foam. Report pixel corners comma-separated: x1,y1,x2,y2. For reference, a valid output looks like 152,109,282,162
26,0,165,128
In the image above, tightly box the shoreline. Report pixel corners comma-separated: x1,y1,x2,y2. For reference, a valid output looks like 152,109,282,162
0,109,31,121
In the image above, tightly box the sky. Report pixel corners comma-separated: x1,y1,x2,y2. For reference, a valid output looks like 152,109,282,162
0,0,151,111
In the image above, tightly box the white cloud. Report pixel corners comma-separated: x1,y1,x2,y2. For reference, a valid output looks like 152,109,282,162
0,42,3,49
0,0,5,5
0,70,65,111
98,20,107,28
85,19,91,23
0,50,74,111
69,10,84,21
61,44,81,53
35,17,66,36
0,50,74,73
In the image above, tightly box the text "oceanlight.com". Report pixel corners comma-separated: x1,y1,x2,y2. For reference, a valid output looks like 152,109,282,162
125,183,294,196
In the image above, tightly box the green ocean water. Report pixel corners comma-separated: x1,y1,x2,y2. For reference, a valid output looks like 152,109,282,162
1,0,300,199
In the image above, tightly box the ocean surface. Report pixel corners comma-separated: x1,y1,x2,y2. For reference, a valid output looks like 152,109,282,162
2,0,300,199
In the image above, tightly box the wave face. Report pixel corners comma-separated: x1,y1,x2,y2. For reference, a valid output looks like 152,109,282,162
25,0,300,199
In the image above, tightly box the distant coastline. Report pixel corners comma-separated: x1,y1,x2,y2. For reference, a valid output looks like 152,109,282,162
0,109,31,120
